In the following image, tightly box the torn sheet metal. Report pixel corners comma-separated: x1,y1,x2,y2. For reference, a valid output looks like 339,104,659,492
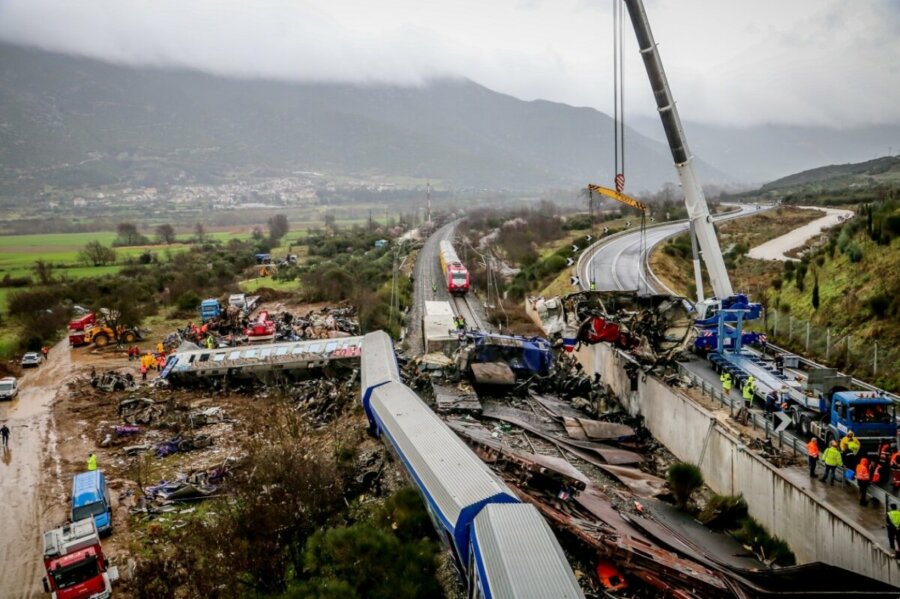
481,404,642,465
563,417,634,441
470,361,516,385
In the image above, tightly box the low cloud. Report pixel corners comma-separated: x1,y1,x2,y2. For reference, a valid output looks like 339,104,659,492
0,0,897,127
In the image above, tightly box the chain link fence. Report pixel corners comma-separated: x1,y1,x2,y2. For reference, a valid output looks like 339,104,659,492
763,309,899,392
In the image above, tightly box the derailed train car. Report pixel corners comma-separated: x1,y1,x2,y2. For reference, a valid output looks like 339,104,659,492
360,331,584,599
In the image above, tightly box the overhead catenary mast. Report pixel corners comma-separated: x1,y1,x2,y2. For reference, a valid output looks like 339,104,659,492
426,180,432,224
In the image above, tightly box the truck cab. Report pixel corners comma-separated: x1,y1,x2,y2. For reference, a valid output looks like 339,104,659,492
830,391,897,449
42,519,117,599
200,298,223,323
71,470,113,536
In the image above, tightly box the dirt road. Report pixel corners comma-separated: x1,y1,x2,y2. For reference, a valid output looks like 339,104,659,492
747,206,852,261
0,341,71,598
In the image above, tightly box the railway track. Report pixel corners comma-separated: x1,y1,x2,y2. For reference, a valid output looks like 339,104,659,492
451,294,482,331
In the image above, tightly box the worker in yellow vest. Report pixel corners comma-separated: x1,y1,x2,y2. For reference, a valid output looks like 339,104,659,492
887,503,900,557
741,378,754,408
720,371,732,395
87,453,97,471
841,431,861,470
820,441,842,485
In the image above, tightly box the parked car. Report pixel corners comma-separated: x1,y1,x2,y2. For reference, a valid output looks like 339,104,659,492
20,352,42,368
0,377,18,400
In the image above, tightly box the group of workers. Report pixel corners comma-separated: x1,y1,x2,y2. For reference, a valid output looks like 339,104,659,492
718,371,757,410
127,342,170,380
807,431,900,506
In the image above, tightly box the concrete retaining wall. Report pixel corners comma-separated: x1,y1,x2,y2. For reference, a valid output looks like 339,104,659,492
578,342,900,586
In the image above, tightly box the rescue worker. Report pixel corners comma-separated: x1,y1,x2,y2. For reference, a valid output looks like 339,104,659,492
87,452,97,471
140,363,148,382
821,440,842,485
856,457,872,506
887,503,900,557
879,442,892,467
806,436,819,477
765,390,779,417
590,280,597,291
720,371,733,396
841,431,861,470
156,354,166,371
157,341,164,354
206,335,215,350
890,449,900,489
41,346,49,360
741,378,754,408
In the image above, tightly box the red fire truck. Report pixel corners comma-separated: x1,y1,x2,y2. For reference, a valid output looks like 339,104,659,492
42,519,118,599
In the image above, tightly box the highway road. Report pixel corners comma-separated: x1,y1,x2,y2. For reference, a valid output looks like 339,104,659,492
580,203,764,294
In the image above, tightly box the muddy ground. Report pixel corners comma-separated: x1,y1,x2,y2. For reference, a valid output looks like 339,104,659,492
0,299,394,599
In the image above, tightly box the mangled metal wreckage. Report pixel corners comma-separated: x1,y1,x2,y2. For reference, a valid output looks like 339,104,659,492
534,291,694,364
160,337,364,385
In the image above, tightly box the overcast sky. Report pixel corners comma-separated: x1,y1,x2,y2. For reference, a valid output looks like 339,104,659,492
1,0,897,128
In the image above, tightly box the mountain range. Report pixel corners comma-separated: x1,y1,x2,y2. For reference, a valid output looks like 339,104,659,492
1,42,898,195
0,42,720,194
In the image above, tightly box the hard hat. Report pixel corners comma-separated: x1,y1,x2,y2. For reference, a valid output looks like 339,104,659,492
847,431,854,437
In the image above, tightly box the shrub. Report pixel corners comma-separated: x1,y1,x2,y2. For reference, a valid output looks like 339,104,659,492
667,462,704,510
176,291,201,312
869,293,890,318
846,243,863,263
699,494,748,530
732,517,796,566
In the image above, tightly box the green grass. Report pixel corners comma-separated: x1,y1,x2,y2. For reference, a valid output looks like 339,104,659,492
238,277,302,293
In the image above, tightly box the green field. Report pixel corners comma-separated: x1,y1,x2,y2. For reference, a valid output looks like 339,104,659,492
0,227,307,312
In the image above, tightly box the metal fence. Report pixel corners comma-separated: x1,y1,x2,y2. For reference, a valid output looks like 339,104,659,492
677,363,900,510
762,309,899,391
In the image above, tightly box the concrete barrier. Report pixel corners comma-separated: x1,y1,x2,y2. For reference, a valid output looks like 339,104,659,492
577,342,900,586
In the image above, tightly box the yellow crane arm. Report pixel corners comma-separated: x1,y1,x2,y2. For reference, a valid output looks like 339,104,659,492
586,183,648,214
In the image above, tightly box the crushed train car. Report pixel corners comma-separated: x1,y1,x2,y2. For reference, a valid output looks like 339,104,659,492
533,290,694,364
160,337,364,385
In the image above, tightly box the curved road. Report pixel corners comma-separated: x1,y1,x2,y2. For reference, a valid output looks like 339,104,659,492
580,204,764,294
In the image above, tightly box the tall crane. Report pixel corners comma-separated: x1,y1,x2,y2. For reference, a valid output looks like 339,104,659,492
622,0,735,318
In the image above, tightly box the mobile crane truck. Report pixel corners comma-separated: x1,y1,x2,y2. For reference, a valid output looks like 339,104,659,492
619,0,894,453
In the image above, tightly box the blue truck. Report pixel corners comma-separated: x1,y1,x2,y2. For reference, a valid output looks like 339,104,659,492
71,470,113,536
199,298,223,323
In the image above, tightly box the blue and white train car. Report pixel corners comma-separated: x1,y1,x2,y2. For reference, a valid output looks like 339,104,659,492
470,504,584,599
360,331,585,599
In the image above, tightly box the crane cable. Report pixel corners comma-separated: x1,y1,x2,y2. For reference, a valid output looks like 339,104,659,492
613,0,647,294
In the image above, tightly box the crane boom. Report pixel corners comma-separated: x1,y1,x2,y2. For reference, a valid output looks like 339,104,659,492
586,184,648,214
622,0,734,300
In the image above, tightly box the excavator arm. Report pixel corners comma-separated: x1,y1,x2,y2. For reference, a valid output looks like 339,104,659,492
586,184,648,214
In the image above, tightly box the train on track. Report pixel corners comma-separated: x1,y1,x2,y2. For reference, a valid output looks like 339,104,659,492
360,331,584,599
439,240,471,295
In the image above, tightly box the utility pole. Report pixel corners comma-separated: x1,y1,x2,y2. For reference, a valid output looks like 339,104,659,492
426,181,432,224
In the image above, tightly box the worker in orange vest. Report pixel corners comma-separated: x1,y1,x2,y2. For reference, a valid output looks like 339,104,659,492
806,436,819,478
856,458,871,506
890,451,900,489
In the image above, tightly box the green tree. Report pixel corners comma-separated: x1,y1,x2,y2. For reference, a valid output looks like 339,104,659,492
32,259,54,285
78,241,117,266
155,223,176,244
811,275,820,310
299,524,441,599
268,214,290,242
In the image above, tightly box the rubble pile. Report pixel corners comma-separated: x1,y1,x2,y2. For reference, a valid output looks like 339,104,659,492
288,374,358,426
169,304,361,349
532,290,694,364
